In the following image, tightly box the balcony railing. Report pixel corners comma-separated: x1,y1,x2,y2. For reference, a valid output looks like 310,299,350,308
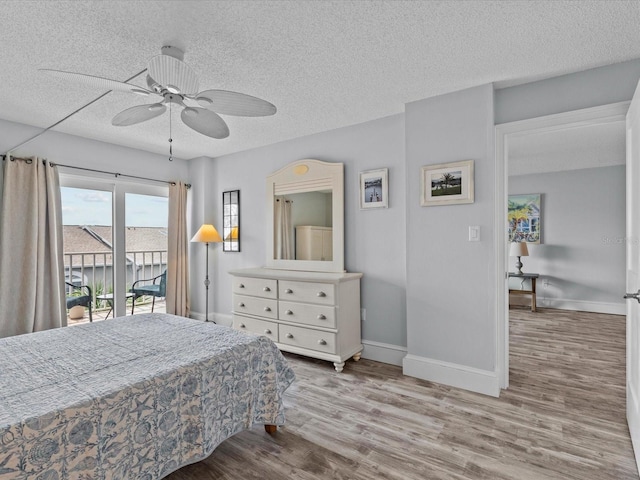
64,249,167,310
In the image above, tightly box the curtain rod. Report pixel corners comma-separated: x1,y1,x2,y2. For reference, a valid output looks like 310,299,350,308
1,69,147,156
0,155,190,188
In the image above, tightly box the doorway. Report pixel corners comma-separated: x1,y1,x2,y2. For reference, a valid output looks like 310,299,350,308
60,174,168,320
495,101,630,388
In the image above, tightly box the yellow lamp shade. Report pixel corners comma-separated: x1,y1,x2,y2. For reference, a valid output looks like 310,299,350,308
191,224,222,243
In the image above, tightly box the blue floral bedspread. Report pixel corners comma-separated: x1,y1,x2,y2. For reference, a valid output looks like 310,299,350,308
0,313,295,479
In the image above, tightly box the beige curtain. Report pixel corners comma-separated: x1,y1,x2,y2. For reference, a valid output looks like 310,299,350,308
274,196,294,259
166,181,190,316
0,156,66,338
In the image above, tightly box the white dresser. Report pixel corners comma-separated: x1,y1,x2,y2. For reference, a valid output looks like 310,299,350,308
229,268,363,372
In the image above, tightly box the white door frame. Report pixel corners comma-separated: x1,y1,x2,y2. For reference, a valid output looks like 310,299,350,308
494,101,630,389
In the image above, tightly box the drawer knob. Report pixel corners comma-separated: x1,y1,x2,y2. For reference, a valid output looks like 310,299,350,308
318,339,327,346
286,333,294,339
238,302,245,308
317,314,326,320
264,306,272,312
285,310,293,315
285,288,293,294
263,286,271,292
317,291,326,297
238,283,245,288
239,323,246,328
265,329,272,335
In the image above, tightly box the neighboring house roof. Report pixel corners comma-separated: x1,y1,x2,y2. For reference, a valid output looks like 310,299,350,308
64,226,167,267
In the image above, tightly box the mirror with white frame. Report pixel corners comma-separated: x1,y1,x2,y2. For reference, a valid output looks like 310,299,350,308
266,159,345,273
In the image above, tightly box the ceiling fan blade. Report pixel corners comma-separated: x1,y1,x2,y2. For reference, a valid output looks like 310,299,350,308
112,103,166,126
181,107,229,139
40,69,152,96
148,55,199,95
195,89,277,117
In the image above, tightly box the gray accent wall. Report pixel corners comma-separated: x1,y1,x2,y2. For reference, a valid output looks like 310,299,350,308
509,166,625,310
495,59,640,124
405,84,496,371
201,114,407,347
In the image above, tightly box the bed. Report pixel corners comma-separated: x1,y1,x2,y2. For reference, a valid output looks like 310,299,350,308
0,313,295,479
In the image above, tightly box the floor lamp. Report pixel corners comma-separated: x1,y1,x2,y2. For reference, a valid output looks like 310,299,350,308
191,224,222,322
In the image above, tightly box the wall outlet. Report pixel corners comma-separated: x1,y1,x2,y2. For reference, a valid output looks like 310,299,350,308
361,308,366,321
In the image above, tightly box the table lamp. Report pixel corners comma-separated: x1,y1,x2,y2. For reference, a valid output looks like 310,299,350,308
509,241,529,275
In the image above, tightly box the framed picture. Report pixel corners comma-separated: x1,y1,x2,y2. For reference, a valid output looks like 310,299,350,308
421,160,474,206
360,168,389,209
508,193,541,244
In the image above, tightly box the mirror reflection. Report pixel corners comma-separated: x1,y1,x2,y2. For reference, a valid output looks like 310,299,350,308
223,190,240,252
274,191,333,261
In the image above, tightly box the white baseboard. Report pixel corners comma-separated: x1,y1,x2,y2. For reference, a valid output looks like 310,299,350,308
537,298,625,315
402,354,500,397
361,340,407,366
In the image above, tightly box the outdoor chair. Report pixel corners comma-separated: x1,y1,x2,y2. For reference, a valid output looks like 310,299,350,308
65,281,93,322
130,270,166,314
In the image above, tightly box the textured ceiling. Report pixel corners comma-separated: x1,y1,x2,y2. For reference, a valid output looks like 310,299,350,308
1,0,640,160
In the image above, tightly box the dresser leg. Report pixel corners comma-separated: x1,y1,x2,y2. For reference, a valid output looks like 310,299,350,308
264,425,277,435
333,362,345,373
352,352,362,362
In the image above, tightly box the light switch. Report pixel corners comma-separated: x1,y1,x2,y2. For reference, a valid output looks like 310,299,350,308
469,226,480,242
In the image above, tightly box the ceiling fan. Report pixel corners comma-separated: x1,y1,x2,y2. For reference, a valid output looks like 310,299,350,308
40,46,277,139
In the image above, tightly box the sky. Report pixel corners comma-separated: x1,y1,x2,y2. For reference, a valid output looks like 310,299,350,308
61,187,168,227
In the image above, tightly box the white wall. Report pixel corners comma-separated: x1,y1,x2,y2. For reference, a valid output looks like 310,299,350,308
404,84,499,396
509,166,626,314
0,119,190,183
199,114,407,353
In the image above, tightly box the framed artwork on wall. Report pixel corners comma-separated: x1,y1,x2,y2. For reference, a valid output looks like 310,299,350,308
508,193,542,244
360,168,389,209
222,190,240,252
421,159,474,206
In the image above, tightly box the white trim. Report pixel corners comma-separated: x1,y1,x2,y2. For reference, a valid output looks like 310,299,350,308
495,101,630,391
361,340,407,366
536,298,626,315
403,354,500,397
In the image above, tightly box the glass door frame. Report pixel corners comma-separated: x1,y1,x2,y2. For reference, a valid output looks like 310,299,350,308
60,173,168,318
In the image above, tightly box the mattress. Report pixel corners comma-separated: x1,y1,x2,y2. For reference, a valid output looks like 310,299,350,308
0,313,295,479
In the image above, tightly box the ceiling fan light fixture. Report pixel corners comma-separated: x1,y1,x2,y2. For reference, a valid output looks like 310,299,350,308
148,52,199,96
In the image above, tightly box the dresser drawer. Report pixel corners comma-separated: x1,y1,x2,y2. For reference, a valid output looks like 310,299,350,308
279,281,335,305
233,294,278,319
232,277,278,299
279,324,337,354
233,315,279,342
279,300,336,328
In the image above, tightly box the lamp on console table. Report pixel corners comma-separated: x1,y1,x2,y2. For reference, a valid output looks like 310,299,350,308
191,224,222,322
509,241,529,275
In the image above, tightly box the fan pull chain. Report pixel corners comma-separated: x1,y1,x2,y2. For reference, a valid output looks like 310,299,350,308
168,97,173,162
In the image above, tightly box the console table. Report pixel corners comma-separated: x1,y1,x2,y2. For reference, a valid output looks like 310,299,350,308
509,272,539,312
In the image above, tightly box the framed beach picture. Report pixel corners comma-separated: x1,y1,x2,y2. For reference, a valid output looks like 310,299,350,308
360,168,389,209
421,160,474,206
508,193,542,244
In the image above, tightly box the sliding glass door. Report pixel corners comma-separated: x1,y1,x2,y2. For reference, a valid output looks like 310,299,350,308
60,175,168,322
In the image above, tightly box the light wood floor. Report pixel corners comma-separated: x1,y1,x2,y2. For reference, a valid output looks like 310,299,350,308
167,308,638,479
